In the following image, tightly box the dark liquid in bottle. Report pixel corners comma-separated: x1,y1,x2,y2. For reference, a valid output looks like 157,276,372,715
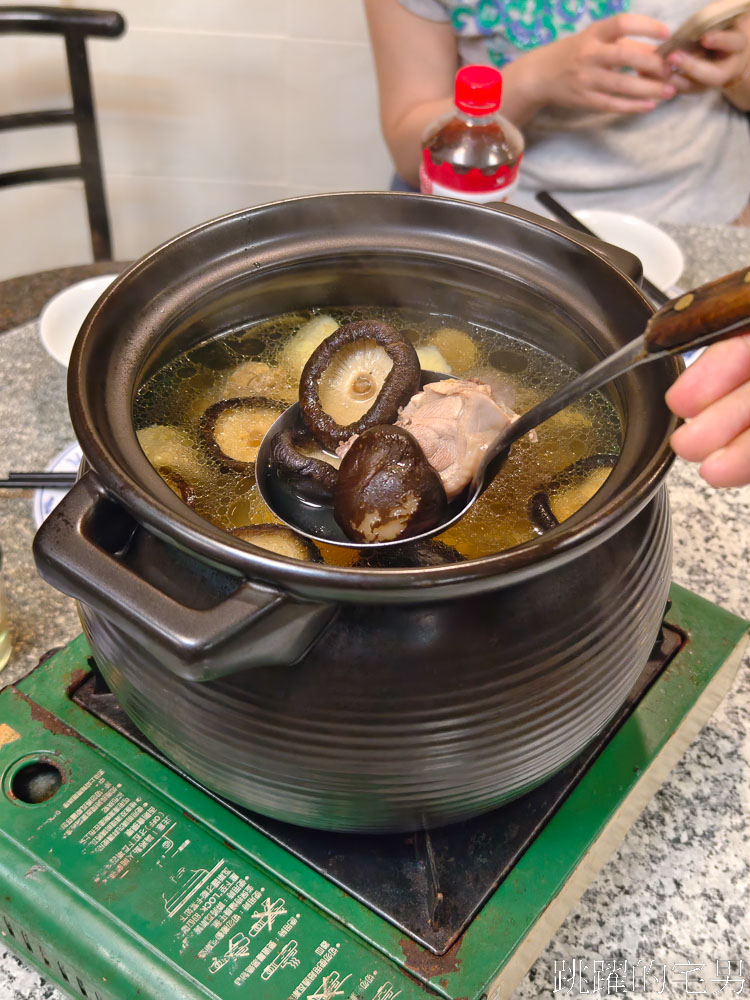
424,116,523,176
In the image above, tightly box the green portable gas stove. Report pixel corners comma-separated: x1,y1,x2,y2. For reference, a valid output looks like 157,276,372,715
0,583,747,1000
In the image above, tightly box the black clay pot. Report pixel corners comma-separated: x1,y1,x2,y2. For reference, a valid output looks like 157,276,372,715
33,193,678,832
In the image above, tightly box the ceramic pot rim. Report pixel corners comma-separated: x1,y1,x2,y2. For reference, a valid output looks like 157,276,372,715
67,192,679,601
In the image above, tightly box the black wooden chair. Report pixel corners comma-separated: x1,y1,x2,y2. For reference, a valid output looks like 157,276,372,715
0,6,126,261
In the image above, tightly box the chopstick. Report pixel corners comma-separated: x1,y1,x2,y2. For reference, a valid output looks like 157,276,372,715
535,191,670,308
9,471,77,482
0,471,77,489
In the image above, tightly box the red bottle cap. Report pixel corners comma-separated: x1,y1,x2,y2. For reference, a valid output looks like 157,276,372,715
454,65,502,114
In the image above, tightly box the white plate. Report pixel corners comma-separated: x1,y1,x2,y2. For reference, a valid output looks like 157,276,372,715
575,210,684,291
39,274,117,367
33,441,83,529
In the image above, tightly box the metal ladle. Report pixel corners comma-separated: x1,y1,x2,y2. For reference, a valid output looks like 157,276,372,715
256,267,750,549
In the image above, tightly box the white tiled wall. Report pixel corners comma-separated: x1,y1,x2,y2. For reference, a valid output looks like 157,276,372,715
0,0,393,282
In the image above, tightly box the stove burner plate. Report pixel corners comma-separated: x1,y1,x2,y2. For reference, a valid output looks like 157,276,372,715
71,624,682,955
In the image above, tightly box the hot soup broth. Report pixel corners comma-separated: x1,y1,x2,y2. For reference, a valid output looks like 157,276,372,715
133,309,621,564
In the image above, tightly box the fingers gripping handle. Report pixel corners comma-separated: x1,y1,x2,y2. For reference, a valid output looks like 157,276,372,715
32,474,336,682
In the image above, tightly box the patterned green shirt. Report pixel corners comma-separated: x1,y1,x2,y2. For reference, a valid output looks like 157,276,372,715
401,0,631,65
397,0,750,223
449,0,629,65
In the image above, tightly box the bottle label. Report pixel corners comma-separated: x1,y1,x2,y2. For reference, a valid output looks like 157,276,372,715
421,171,520,203
419,150,522,202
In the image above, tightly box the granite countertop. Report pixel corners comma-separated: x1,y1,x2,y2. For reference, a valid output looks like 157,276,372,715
0,227,748,999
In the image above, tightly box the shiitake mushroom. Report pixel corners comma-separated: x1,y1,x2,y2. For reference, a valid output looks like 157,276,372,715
223,359,296,404
269,427,340,502
230,524,322,562
200,396,286,473
529,492,560,533
299,321,421,450
334,425,447,544
157,465,198,507
355,538,464,568
529,454,618,534
137,424,204,481
277,313,340,383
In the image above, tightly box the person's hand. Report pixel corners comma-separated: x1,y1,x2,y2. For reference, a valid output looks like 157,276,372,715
666,15,750,94
666,334,750,487
519,13,676,114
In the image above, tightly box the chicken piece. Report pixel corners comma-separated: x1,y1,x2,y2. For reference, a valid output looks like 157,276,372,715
396,379,519,499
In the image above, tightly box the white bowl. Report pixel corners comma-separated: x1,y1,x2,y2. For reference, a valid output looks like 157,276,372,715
575,209,684,291
39,274,118,367
32,441,83,529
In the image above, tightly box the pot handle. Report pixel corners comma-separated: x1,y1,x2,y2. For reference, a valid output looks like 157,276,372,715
33,473,337,682
644,265,750,353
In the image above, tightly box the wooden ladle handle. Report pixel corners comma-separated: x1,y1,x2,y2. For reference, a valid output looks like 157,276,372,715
644,266,750,354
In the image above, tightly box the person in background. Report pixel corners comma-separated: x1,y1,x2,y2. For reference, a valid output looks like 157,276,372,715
364,0,750,223
366,1,750,487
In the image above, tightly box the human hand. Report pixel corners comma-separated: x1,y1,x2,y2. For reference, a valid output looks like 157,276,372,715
666,334,750,487
523,13,676,114
666,15,750,93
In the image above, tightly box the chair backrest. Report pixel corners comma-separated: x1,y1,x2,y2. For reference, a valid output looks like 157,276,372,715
0,6,126,261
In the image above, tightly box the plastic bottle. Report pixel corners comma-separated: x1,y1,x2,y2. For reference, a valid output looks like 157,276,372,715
419,64,524,204
0,547,11,672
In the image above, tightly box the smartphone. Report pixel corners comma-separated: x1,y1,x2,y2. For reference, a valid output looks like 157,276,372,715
656,0,750,56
